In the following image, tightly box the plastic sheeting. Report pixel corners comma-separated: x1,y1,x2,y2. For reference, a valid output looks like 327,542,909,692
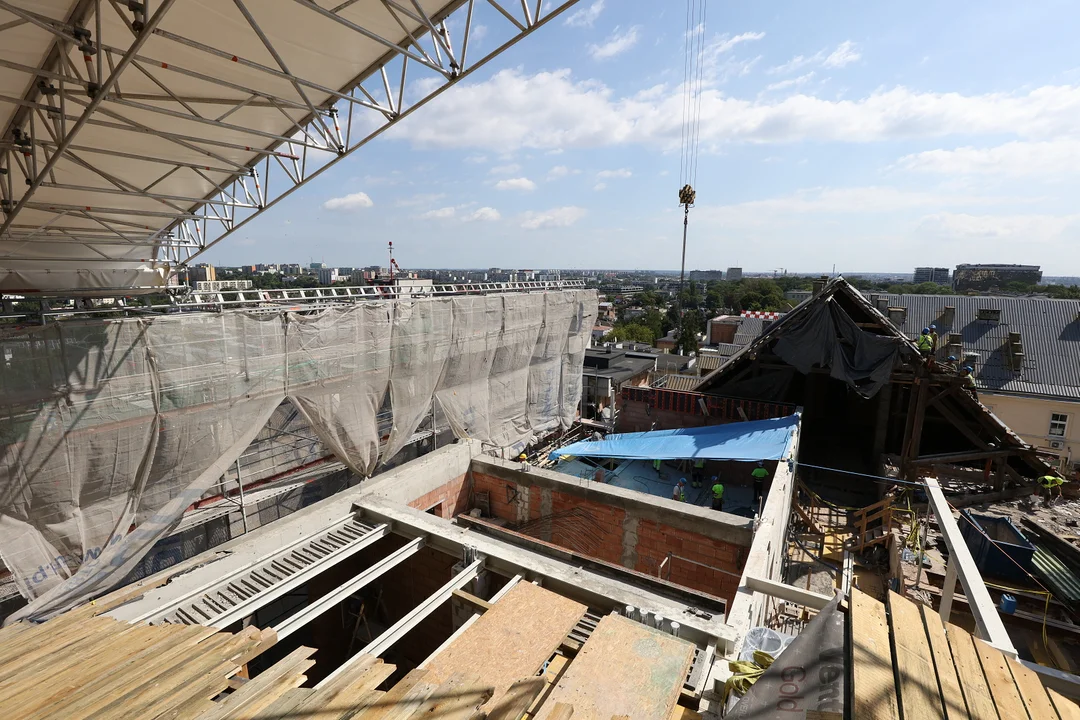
772,298,900,399
550,414,799,462
0,289,595,618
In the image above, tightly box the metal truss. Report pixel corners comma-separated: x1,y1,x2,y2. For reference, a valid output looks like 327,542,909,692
0,279,587,322
0,0,585,293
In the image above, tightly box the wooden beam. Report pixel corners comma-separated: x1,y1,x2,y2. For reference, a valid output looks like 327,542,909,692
912,449,1014,465
744,575,833,610
452,589,493,613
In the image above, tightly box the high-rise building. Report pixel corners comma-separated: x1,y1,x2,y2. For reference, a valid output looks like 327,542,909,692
725,267,743,282
317,268,339,285
953,264,1042,292
187,263,215,285
913,267,950,284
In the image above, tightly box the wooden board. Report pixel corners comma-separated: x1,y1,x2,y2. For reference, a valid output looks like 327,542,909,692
886,591,944,719
1005,656,1060,720
943,624,1000,720
850,587,900,720
917,604,970,720
533,614,693,720
1049,688,1080,720
423,581,585,710
971,638,1030,720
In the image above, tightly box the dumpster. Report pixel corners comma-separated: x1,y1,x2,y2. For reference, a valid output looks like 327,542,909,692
959,511,1035,585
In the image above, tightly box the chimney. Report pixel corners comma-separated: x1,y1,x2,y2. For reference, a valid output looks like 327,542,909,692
1007,331,1024,372
887,307,908,326
946,333,962,358
869,293,880,306
876,297,889,314
941,306,955,326
812,277,826,296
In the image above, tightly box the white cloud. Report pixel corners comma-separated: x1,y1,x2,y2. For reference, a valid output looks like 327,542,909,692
917,212,1080,241
521,206,587,230
547,165,571,179
463,206,501,222
823,41,861,68
897,140,1080,179
322,192,373,211
713,31,766,54
770,41,859,74
419,206,456,220
385,68,1080,152
589,26,639,60
465,154,488,164
593,182,607,191
564,0,604,27
765,72,816,92
597,168,632,179
489,163,521,175
494,177,537,191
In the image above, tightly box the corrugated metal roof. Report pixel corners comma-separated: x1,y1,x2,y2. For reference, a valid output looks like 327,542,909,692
1032,544,1080,605
734,316,769,345
652,374,701,392
875,293,1080,398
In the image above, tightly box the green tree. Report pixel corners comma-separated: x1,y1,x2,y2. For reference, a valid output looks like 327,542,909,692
603,322,656,344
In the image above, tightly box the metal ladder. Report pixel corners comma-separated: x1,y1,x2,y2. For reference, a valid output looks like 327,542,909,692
145,515,388,628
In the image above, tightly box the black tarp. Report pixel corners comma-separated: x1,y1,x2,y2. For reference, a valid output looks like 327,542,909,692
772,298,900,399
727,593,846,719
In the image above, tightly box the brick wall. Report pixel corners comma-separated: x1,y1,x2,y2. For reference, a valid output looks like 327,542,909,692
618,387,796,433
469,471,743,604
407,473,469,519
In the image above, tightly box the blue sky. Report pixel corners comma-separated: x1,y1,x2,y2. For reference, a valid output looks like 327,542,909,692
207,0,1080,274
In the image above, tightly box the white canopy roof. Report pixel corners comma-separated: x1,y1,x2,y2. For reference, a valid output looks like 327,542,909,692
0,0,576,294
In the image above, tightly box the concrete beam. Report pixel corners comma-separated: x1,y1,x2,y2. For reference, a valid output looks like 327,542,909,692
924,477,1016,654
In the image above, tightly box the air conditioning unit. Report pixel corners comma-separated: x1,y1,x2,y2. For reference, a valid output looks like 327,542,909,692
1050,440,1065,450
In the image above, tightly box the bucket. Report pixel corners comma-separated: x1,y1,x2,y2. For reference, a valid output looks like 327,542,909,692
999,594,1017,614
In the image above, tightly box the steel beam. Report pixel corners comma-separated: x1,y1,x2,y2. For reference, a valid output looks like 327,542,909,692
744,574,834,611
317,556,483,688
273,536,424,641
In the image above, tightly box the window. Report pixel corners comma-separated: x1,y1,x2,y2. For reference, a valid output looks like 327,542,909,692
1050,413,1068,438
976,308,1001,322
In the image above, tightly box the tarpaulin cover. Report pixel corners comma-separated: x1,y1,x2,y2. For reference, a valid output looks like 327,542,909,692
550,414,799,462
727,593,845,718
0,289,596,620
772,298,900,399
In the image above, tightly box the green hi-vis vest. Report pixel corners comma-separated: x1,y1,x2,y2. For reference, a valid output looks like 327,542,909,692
712,484,725,500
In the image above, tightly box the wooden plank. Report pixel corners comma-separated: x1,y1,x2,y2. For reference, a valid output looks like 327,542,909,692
972,638,1030,720
943,624,1000,720
483,678,545,720
534,614,693,720
404,673,493,720
850,587,900,720
373,678,443,720
423,582,585,712
1049,688,1080,720
917,604,970,720
1007,656,1063,720
354,668,429,720
887,592,944,719
546,703,574,720
195,645,316,720
291,658,396,720
453,588,493,612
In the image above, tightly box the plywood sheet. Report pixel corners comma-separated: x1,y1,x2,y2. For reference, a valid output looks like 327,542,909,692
972,638,1029,720
850,587,900,720
1005,656,1059,720
423,581,585,708
534,614,694,720
887,591,944,719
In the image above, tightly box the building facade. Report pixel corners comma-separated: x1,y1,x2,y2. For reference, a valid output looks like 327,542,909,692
913,267,950,284
725,267,743,282
952,264,1042,291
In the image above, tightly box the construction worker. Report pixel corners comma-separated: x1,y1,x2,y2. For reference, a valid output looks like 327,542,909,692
929,324,939,353
673,479,687,503
711,477,725,511
751,462,770,504
960,366,977,399
653,459,662,472
692,459,705,488
917,328,934,357
1039,473,1065,505
941,355,958,373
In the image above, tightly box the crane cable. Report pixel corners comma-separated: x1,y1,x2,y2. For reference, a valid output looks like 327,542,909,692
676,0,707,351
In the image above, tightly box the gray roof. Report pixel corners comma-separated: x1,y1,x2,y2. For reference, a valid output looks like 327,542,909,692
734,316,768,344
878,293,1080,399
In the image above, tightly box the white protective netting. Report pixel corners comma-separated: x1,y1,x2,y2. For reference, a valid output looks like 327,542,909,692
0,289,595,619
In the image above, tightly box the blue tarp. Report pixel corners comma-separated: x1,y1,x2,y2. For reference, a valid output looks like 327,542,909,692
550,414,799,462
